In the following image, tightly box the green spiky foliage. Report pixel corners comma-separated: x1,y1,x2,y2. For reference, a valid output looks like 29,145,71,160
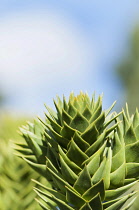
14,92,139,210
117,105,139,210
0,115,44,210
118,105,139,183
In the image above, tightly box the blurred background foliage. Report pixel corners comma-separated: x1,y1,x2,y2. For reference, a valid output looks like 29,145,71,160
116,25,139,210
0,112,44,210
117,26,139,114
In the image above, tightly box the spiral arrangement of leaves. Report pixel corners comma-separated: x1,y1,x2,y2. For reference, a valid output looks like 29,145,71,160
14,92,139,210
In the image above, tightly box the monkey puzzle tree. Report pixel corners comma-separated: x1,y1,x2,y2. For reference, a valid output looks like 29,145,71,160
14,92,139,210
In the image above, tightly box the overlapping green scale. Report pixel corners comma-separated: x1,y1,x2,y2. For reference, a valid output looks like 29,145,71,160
15,92,139,209
119,106,139,187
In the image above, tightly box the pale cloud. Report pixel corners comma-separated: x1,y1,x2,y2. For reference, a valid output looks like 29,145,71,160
0,11,94,114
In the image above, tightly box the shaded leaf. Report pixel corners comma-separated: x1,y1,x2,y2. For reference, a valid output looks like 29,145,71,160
66,186,85,208
74,166,92,195
70,112,89,132
67,140,88,166
82,179,105,201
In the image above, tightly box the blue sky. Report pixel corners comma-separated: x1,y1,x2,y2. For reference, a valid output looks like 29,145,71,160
0,1,139,116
